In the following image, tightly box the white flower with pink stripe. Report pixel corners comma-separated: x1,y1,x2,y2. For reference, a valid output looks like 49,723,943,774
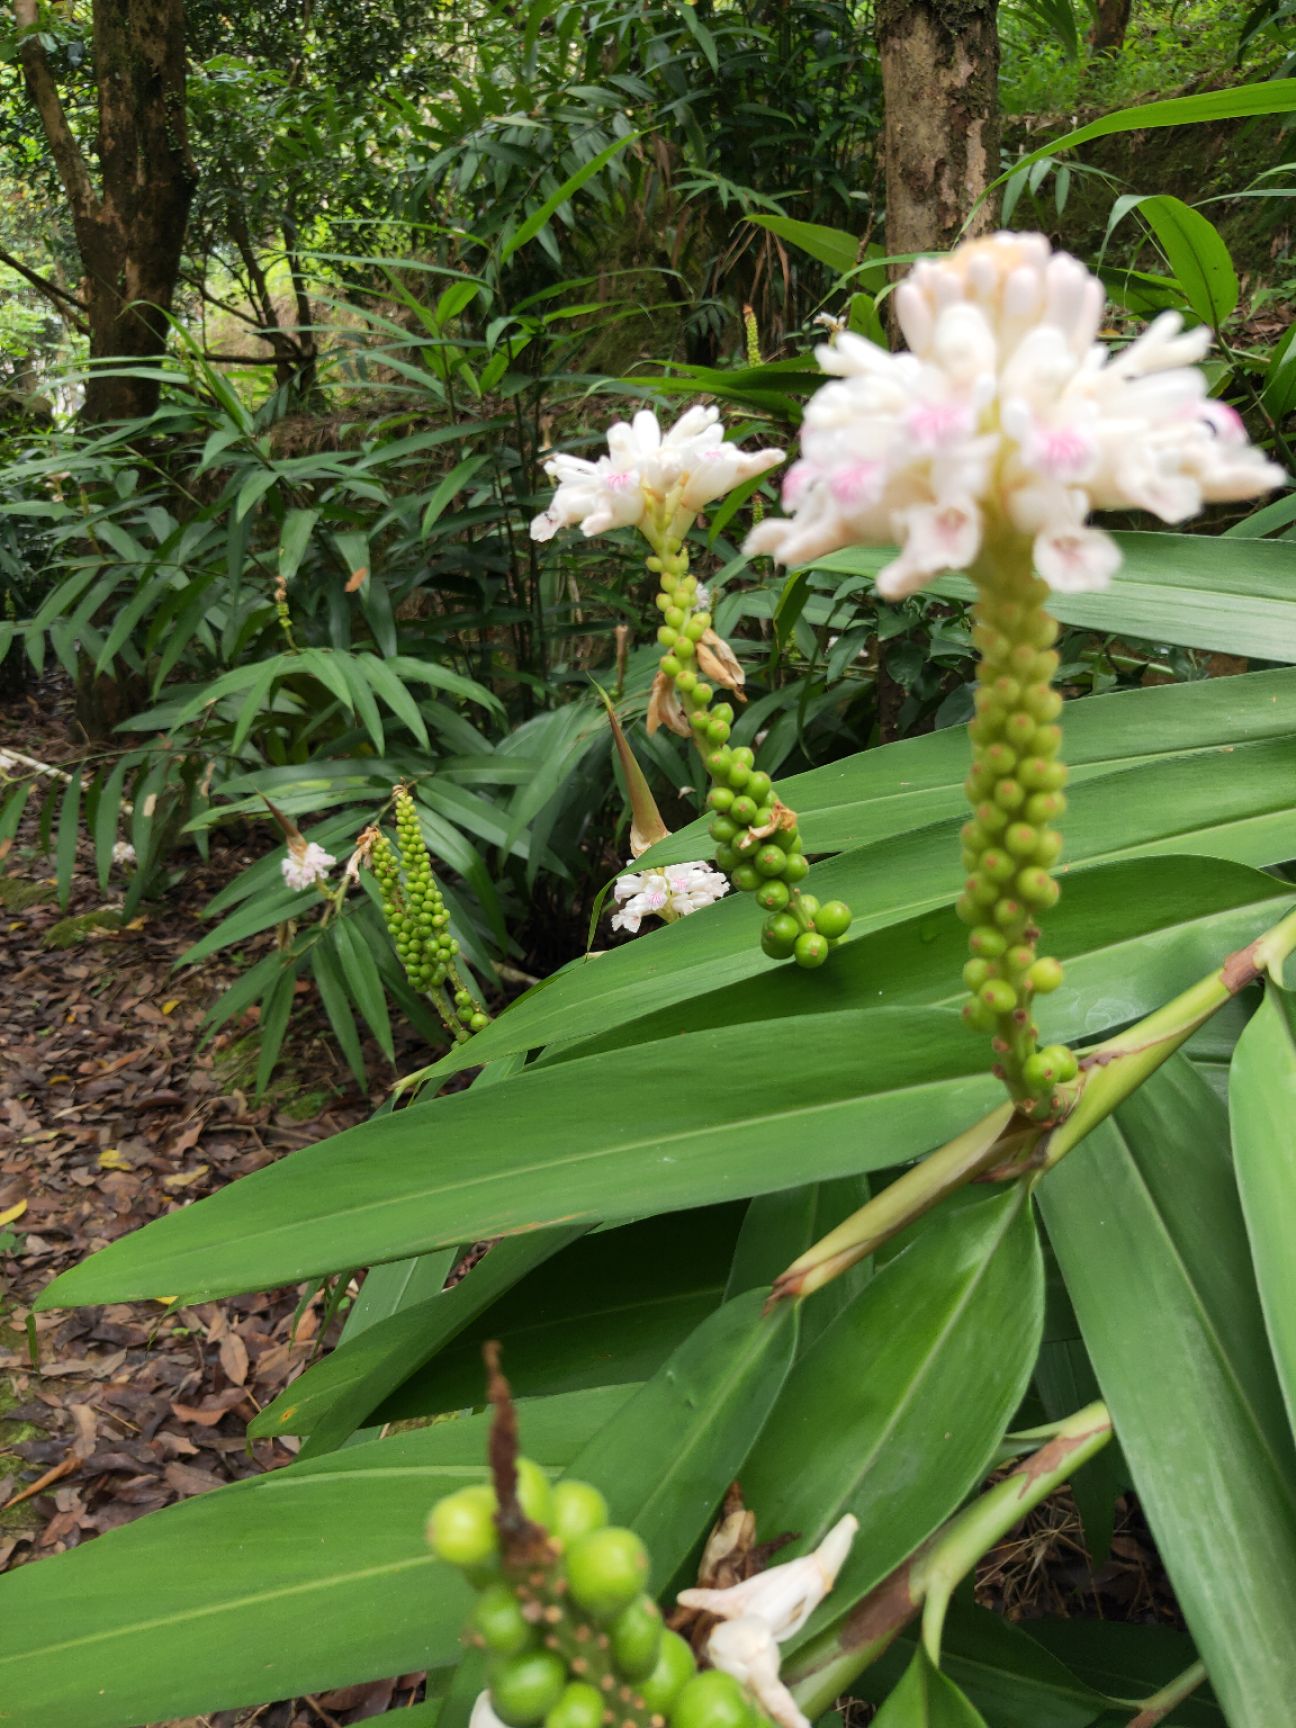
746,232,1284,596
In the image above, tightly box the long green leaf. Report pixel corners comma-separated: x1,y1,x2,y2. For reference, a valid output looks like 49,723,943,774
1140,196,1238,327
1230,986,1296,1438
747,214,858,275
872,1653,989,1728
37,1009,1000,1307
744,1187,1042,1643
565,1289,799,1588
1039,1058,1296,1728
0,1388,626,1728
499,130,640,263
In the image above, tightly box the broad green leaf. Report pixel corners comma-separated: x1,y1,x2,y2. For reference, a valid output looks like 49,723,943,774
565,1289,799,1587
1230,987,1296,1437
93,757,130,893
278,507,319,582
855,1602,1108,1728
373,1206,742,1426
252,1226,585,1452
1039,1058,1296,1728
54,768,81,912
989,80,1296,189
545,856,1293,1068
36,1008,1000,1310
747,214,859,275
1027,1622,1222,1725
813,533,1296,663
746,1187,1043,1643
500,130,640,262
872,1652,989,1727
0,1387,628,1728
1139,196,1239,327
427,706,1296,1083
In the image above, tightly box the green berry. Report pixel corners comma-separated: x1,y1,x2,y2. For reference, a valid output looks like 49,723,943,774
1003,822,1038,858
544,1682,604,1728
490,1651,567,1726
962,997,998,1033
761,913,799,958
470,1012,490,1032
969,926,1006,958
674,636,695,661
705,748,731,778
1034,828,1063,866
746,771,772,804
551,1479,609,1547
755,845,787,877
669,1670,755,1728
714,844,739,874
756,878,790,912
980,848,1015,884
794,931,829,969
1005,944,1035,974
726,761,751,790
731,863,761,892
564,1526,650,1622
473,1583,534,1657
709,816,738,845
609,1594,664,1679
1018,867,1059,908
427,1484,497,1568
782,852,810,883
979,978,1018,1015
1004,711,1036,748
814,900,851,940
1028,956,1064,993
993,777,1026,811
657,626,678,647
1043,1043,1078,1082
730,795,758,825
639,1628,697,1713
963,958,992,991
731,746,755,769
1022,1051,1052,1094
993,896,1025,929
707,719,731,744
707,787,735,814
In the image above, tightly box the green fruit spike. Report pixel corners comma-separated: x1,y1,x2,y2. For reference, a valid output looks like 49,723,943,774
544,1681,606,1728
473,1582,535,1657
638,1630,698,1714
550,1479,609,1547
669,1669,757,1728
490,1651,568,1727
427,1484,498,1569
563,1526,650,1622
608,1594,665,1679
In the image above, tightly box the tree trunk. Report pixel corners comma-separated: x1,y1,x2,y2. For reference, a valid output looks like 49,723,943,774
15,0,196,422
876,0,1000,270
1090,0,1132,54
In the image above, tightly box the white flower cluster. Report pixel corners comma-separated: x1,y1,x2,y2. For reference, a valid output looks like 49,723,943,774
611,860,731,935
746,232,1284,596
280,839,336,892
531,406,784,544
677,1513,859,1728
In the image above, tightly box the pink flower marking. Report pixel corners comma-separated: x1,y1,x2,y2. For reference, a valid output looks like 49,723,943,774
906,401,972,450
1033,425,1094,479
1198,399,1246,444
829,460,883,507
781,460,816,507
605,469,638,490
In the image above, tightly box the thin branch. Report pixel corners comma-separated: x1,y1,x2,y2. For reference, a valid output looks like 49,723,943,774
14,0,99,228
0,242,88,327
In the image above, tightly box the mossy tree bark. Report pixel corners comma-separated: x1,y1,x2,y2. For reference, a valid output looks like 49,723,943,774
15,0,196,422
876,0,1000,265
1090,0,1132,53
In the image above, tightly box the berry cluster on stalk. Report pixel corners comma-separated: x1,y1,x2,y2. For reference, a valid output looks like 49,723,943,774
957,572,1076,1116
650,544,851,971
429,1457,774,1728
370,786,489,1043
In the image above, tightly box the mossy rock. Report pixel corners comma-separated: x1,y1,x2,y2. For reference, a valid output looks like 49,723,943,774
0,876,55,912
41,909,124,950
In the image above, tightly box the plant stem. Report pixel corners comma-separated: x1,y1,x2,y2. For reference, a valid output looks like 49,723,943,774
785,1403,1112,1718
1125,1660,1209,1727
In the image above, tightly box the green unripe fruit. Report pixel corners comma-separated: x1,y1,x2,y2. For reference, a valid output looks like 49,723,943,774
1035,723,1063,758
1035,649,1061,681
676,668,697,693
993,896,1025,929
782,852,810,883
670,1670,755,1728
963,958,992,992
980,978,1018,1015
707,719,731,744
990,674,1022,706
1004,712,1036,749
993,777,1026,811
1018,867,1059,908
1004,822,1038,858
794,931,830,969
1005,944,1035,974
674,636,695,662
770,823,799,852
983,742,1017,776
707,787,735,813
563,1526,650,1621
515,1457,554,1529
470,1012,490,1032
1028,956,1065,994
1044,1043,1079,1082
1023,684,1063,722
609,1594,664,1678
795,894,820,920
657,626,678,647
966,873,1000,908
955,893,980,926
489,1651,567,1726
713,703,735,725
427,1484,497,1568
709,816,738,845
1029,612,1060,648
690,709,711,734
730,795,758,825
693,681,714,706
732,863,761,893
755,845,787,877
685,616,707,642
1034,828,1063,866
976,799,1008,834
1022,1052,1052,1093
665,607,685,629
1008,642,1037,677
756,879,790,912
1026,790,1066,824
714,844,739,874
746,771,772,804
969,926,1006,958
980,848,1016,884
544,1683,604,1728
963,996,998,1033
639,1630,697,1713
761,913,799,958
705,748,731,777
551,1478,609,1547
727,763,752,792
814,900,852,939
731,747,756,769
473,1583,535,1657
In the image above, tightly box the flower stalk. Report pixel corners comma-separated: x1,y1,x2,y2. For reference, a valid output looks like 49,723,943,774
783,1402,1113,1720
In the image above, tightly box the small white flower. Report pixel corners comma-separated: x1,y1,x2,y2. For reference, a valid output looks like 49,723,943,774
676,1513,858,1641
111,840,136,869
531,406,784,544
707,1617,809,1728
610,859,730,934
281,839,336,892
746,232,1285,596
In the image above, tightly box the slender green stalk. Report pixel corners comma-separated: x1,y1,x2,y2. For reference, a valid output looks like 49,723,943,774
785,1403,1112,1718
1125,1660,1209,1727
